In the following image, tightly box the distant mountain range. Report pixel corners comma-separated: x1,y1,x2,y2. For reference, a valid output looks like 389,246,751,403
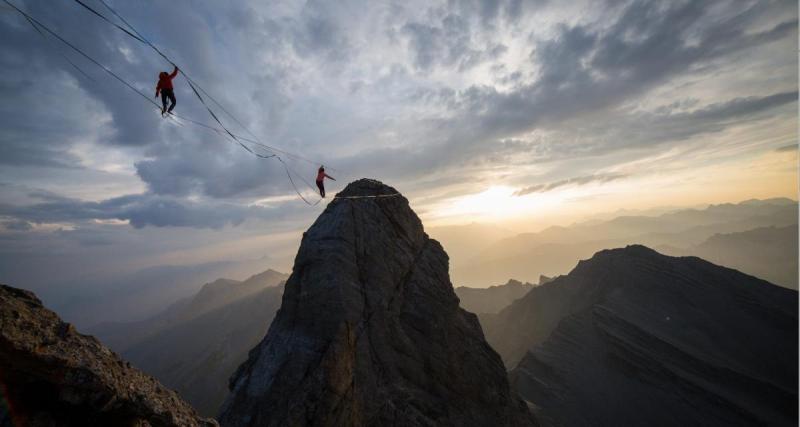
52,256,276,328
428,222,515,262
90,269,288,416
660,224,798,289
455,279,537,314
446,198,797,288
4,183,797,426
481,245,798,426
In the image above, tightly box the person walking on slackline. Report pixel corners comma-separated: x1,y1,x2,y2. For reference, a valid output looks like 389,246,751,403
316,166,335,198
155,65,179,116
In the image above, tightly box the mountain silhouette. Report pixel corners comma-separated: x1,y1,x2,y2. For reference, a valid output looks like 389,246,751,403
482,245,798,426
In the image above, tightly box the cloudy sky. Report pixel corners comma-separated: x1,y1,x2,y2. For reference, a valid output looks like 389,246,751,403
0,0,797,304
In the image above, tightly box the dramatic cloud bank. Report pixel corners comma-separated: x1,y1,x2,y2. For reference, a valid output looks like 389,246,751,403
0,0,796,300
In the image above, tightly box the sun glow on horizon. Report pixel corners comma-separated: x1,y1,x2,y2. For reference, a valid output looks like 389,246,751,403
428,185,563,223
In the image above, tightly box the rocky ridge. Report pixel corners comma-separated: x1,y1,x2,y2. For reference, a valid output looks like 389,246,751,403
219,179,535,427
0,284,216,427
455,279,535,314
483,245,798,426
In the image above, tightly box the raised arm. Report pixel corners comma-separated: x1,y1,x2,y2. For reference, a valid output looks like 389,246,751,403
169,66,179,79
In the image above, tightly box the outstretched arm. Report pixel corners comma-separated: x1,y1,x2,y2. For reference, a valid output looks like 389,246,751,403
325,173,335,181
169,66,179,79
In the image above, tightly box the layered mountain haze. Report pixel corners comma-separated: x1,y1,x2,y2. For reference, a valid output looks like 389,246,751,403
52,257,277,329
0,0,796,425
124,284,285,417
660,224,798,289
89,269,288,416
481,246,798,426
455,279,536,314
91,269,288,353
219,179,535,427
0,284,217,426
428,223,515,264
449,198,798,287
1,178,796,426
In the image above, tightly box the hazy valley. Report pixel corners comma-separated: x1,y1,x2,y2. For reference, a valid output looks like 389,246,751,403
3,183,795,426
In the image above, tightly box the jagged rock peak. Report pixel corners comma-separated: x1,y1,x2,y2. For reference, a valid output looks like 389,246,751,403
334,178,403,198
0,284,217,427
219,179,535,427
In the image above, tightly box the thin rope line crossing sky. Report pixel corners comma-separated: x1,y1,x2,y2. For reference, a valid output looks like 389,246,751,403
3,0,327,205
333,193,402,200
75,0,330,202
89,0,337,173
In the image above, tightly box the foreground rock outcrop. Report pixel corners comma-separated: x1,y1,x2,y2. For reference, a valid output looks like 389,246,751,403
483,245,798,426
219,179,535,426
0,284,216,427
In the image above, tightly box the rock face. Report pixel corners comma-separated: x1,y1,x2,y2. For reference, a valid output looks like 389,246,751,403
483,245,798,426
455,279,535,314
0,284,216,427
219,179,535,427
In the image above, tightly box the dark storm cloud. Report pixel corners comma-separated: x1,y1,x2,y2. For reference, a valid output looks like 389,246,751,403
0,1,171,148
371,0,796,178
450,0,537,25
514,173,628,196
401,14,506,72
451,0,796,139
0,1,301,180
0,191,285,229
0,0,796,220
1,219,33,231
628,91,798,143
486,90,799,164
132,134,298,198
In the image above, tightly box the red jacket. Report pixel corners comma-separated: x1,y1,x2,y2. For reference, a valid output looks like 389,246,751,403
155,68,178,95
316,170,333,182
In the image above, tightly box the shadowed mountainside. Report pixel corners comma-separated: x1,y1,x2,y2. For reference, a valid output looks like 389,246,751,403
455,279,536,314
90,269,287,353
481,245,798,426
89,270,288,417
124,284,284,417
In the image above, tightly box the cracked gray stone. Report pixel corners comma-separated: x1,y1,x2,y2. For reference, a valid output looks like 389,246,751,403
219,179,535,427
0,285,217,427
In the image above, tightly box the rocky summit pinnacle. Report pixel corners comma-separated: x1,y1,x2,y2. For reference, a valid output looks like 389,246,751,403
0,284,217,427
219,179,535,427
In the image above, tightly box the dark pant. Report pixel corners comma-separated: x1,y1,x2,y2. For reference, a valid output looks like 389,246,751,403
161,88,176,113
316,180,325,197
